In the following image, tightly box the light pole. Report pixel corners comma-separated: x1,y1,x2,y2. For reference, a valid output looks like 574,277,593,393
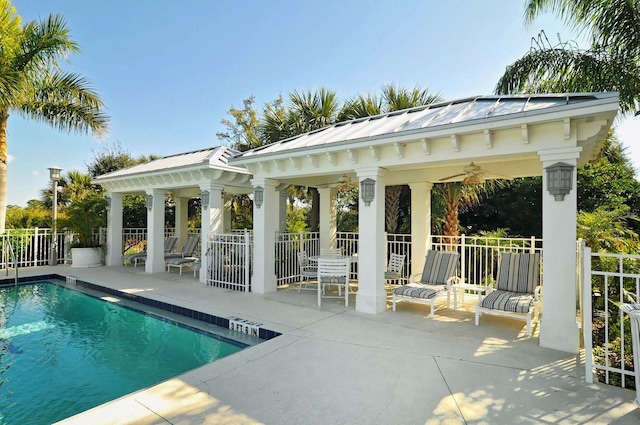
48,167,62,266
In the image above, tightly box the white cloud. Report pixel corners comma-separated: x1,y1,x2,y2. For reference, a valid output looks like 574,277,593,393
7,154,14,163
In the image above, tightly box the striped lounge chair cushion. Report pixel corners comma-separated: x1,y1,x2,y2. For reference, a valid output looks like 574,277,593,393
497,252,540,293
478,290,534,313
418,250,460,285
393,283,443,300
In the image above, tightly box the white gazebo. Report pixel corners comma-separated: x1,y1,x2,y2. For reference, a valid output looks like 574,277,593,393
229,93,619,353
93,146,253,281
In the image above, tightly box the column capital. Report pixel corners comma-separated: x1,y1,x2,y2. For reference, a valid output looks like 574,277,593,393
538,147,582,164
199,183,225,192
356,166,387,179
408,181,433,191
250,178,279,188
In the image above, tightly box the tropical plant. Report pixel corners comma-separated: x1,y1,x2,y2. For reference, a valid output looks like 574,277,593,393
60,192,106,247
496,0,640,115
0,1,108,231
577,207,638,253
434,180,508,239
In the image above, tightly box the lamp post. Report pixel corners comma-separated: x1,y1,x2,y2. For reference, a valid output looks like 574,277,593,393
48,167,62,266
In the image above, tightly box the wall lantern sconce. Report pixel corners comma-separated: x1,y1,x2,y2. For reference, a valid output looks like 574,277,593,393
254,186,264,209
201,190,210,209
546,162,574,201
105,195,112,211
146,194,153,210
360,178,376,206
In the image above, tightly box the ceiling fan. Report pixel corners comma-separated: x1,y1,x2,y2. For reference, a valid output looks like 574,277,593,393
438,162,513,185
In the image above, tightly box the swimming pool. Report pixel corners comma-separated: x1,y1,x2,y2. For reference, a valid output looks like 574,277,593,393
0,281,257,424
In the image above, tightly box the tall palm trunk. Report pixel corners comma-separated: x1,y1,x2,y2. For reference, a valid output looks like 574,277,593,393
443,196,460,243
0,111,9,232
309,187,320,232
385,186,401,233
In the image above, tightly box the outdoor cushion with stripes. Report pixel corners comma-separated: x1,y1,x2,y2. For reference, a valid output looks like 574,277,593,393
393,283,441,299
496,252,540,293
417,250,459,285
478,290,534,313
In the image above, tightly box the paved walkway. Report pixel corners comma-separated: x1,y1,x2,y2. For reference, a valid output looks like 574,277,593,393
15,265,638,424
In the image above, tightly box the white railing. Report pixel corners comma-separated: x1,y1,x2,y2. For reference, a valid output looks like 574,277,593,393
204,231,252,291
581,242,640,390
0,228,62,268
275,232,320,286
432,235,542,286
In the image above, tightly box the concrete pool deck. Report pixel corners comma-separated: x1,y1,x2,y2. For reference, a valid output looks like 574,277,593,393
13,265,639,424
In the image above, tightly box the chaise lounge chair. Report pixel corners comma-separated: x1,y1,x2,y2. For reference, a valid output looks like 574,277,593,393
123,236,178,267
165,235,200,275
392,250,461,318
475,252,541,337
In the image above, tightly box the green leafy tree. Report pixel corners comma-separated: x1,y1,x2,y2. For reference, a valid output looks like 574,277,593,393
86,143,156,177
496,0,640,115
577,207,638,253
85,144,160,228
460,133,640,238
0,1,108,231
216,96,262,152
460,177,543,238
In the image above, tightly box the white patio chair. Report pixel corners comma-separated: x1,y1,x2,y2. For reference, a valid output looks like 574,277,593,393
392,250,461,318
475,252,541,337
297,250,318,292
317,257,350,307
124,236,178,267
385,253,406,287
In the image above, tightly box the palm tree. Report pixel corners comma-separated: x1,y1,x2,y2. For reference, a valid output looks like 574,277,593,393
434,180,508,241
577,207,638,253
0,1,108,231
496,0,640,115
262,88,341,231
339,84,443,233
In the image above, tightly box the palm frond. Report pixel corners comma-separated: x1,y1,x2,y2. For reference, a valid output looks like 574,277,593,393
18,71,108,136
13,14,79,73
495,39,640,115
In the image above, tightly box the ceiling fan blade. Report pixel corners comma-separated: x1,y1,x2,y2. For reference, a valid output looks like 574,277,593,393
438,173,466,182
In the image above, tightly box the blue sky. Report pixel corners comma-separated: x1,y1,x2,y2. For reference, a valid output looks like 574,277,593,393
7,0,639,206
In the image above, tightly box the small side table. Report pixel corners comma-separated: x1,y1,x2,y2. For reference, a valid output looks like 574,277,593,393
451,283,490,310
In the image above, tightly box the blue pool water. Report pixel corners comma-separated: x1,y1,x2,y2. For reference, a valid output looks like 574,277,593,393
0,282,248,424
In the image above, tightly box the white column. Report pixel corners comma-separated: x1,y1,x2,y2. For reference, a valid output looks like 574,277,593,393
356,167,387,314
409,182,432,276
105,192,123,266
539,147,582,353
174,196,189,249
200,185,224,283
145,189,166,273
318,187,337,250
223,193,232,232
277,189,288,232
251,178,278,293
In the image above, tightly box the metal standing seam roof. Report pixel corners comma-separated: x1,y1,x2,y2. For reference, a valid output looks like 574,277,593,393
93,146,247,181
234,93,619,159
